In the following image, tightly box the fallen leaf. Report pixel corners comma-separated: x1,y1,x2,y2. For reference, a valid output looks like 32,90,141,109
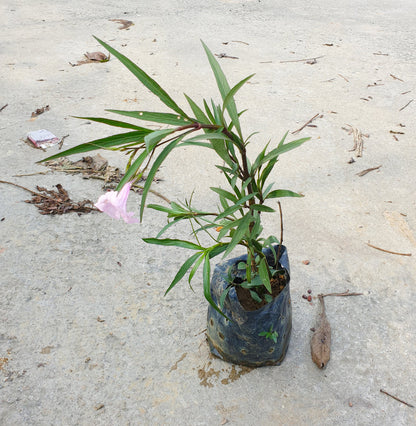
356,165,382,177
84,51,109,62
311,295,331,368
109,19,134,30
31,105,50,118
41,346,54,354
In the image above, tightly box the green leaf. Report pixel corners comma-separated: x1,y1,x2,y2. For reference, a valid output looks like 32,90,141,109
203,99,215,123
164,252,202,295
143,238,202,250
40,130,150,163
222,74,255,114
265,189,303,199
250,204,276,213
116,148,149,190
155,218,182,238
261,137,310,165
184,94,211,124
140,136,184,220
216,193,255,221
201,40,242,138
223,213,252,258
107,110,192,126
258,257,272,293
203,254,228,319
219,285,233,309
208,243,229,259
237,262,246,270
144,129,174,151
188,253,205,283
249,290,263,303
72,116,149,130
210,187,237,203
94,37,189,117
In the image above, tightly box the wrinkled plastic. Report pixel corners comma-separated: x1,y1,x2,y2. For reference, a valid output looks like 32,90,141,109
207,245,292,367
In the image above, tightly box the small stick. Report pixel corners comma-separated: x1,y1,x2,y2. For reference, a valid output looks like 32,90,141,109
321,290,363,298
380,389,414,408
338,74,349,82
0,180,58,202
13,172,50,177
292,113,320,134
280,56,324,63
0,104,8,112
356,165,382,177
276,201,284,262
231,40,249,45
58,134,70,150
390,74,404,82
367,242,412,256
399,99,413,111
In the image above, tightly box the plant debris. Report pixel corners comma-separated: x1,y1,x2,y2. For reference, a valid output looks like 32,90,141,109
389,74,404,82
215,53,239,60
31,105,50,118
311,290,363,369
280,55,324,64
356,165,382,177
399,99,413,111
344,125,369,157
25,184,97,215
311,294,331,369
0,104,8,112
70,52,110,67
109,19,134,30
292,113,322,134
380,389,414,408
366,242,412,257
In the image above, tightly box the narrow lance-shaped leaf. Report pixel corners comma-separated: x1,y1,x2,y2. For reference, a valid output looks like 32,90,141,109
222,74,255,115
203,253,229,319
72,116,149,131
184,94,211,124
143,238,203,250
107,110,192,126
223,213,252,258
140,135,185,220
116,148,149,190
144,129,175,152
258,257,272,293
94,36,189,118
265,189,304,199
39,130,150,163
164,252,202,295
201,40,242,139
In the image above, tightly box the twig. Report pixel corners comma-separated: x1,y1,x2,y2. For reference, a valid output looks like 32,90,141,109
0,104,8,112
380,389,414,408
292,113,320,134
390,74,404,82
321,290,363,298
356,165,382,177
231,40,249,45
367,242,412,256
399,99,413,111
13,172,50,177
338,74,349,82
280,56,324,63
276,201,283,262
58,134,70,150
0,180,57,202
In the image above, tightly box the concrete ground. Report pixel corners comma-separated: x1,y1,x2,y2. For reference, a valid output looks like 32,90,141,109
1,0,415,424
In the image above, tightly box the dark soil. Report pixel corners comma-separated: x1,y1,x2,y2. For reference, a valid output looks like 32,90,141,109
235,274,286,311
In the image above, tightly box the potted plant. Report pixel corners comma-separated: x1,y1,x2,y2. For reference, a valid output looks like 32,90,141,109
42,37,309,367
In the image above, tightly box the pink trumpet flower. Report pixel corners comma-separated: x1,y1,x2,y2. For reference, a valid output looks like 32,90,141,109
95,182,139,224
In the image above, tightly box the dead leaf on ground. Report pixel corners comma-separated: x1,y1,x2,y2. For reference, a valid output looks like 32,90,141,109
109,19,134,30
31,105,50,118
25,184,97,215
311,295,331,369
70,52,110,67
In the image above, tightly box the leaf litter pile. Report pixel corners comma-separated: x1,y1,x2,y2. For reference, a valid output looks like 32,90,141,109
25,184,96,215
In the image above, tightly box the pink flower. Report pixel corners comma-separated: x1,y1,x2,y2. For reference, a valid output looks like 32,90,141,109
95,182,139,224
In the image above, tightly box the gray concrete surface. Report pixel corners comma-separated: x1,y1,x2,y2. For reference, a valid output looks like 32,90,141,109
1,0,416,424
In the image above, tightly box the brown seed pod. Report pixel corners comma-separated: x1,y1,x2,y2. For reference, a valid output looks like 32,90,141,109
310,294,331,368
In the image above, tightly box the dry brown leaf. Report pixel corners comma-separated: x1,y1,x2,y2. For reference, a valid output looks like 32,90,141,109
109,19,134,30
311,295,331,368
84,51,109,61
